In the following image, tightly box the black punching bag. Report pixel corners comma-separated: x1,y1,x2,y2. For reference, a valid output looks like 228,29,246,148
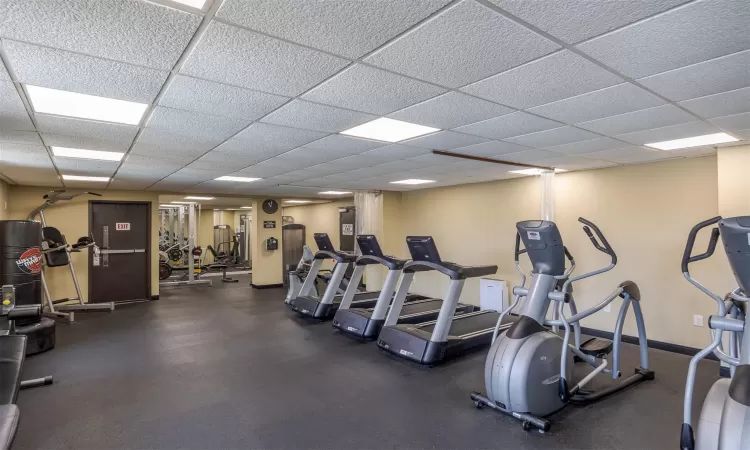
0,220,43,306
0,220,55,355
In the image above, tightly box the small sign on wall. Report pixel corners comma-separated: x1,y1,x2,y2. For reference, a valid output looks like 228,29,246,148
115,223,131,231
263,220,276,229
342,224,353,236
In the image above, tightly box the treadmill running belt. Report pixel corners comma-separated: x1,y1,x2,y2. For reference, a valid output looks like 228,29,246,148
398,299,444,316
421,311,511,337
334,291,381,304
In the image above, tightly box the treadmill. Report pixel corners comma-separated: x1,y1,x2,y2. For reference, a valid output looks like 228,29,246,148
288,233,421,320
332,235,474,340
376,236,517,366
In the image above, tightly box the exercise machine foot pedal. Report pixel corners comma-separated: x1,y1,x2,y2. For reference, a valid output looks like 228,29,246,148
579,337,613,357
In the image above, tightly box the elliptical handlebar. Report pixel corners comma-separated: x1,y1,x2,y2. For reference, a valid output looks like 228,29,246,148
513,232,527,263
681,216,722,273
579,217,617,265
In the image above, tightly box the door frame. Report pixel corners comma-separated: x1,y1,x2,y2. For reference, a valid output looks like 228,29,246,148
88,200,152,302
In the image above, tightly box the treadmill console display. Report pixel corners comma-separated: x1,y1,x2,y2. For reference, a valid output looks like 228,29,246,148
314,233,335,252
406,236,442,262
357,235,384,257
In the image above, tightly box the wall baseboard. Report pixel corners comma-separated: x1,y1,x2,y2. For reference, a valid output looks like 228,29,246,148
150,295,159,301
251,283,284,289
580,327,718,361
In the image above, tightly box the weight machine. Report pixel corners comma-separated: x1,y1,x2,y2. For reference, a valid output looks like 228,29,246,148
159,203,211,287
28,190,115,323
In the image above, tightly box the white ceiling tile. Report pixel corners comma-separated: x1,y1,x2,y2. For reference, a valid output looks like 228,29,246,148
638,49,750,102
503,126,600,148
614,121,721,145
123,154,192,168
211,141,289,165
129,142,206,160
4,40,168,103
541,137,631,155
489,0,690,44
388,92,512,129
0,82,25,111
462,50,622,109
54,157,118,176
171,168,229,181
42,134,131,152
726,129,750,141
185,153,253,171
180,22,349,97
0,167,61,187
0,144,51,168
501,149,564,163
108,179,156,190
455,112,561,140
268,148,340,170
0,109,35,132
261,100,376,133
147,106,251,141
302,135,386,155
35,115,138,144
117,165,177,179
234,160,292,178
364,0,559,88
709,113,750,134
0,63,9,81
546,157,617,171
450,140,529,157
0,0,201,70
159,75,289,120
302,64,446,115
401,131,490,150
576,0,750,79
329,153,392,169
290,178,333,187
349,160,426,177
135,128,222,154
0,130,42,145
404,153,455,167
580,147,676,164
668,145,718,158
576,105,697,136
357,144,432,162
233,123,328,150
679,87,750,119
216,0,451,58
528,83,666,124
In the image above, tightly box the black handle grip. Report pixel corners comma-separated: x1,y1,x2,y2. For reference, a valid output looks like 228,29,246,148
578,217,617,265
514,232,527,262
7,305,42,319
681,216,722,273
563,246,575,264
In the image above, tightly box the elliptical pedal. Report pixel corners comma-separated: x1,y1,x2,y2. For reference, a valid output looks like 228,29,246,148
579,337,613,357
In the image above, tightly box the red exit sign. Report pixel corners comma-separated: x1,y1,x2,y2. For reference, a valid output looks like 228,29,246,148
115,223,131,231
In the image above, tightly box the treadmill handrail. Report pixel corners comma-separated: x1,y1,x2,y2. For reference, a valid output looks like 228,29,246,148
403,259,498,280
355,254,409,270
314,249,357,263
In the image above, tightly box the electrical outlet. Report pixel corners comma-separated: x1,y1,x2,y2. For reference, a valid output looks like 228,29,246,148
603,304,611,312
693,315,704,327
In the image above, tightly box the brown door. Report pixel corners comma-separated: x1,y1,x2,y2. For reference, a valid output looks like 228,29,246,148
89,202,150,303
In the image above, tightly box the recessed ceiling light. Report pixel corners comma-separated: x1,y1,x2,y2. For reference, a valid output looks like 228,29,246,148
52,146,124,161
340,118,439,142
215,176,261,182
241,206,253,209
645,132,738,150
160,204,181,208
170,201,195,204
62,175,110,182
509,168,567,176
319,191,352,195
27,85,148,125
169,0,206,8
184,196,214,200
284,200,312,204
390,179,436,185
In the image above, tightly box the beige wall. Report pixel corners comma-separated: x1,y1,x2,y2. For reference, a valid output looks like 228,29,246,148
9,186,160,301
0,180,8,220
251,199,283,286
717,144,750,217
283,199,352,270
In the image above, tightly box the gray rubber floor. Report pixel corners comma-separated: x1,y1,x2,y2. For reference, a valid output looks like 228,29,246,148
16,276,718,449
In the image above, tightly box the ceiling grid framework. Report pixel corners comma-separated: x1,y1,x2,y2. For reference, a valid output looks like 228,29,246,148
0,0,746,196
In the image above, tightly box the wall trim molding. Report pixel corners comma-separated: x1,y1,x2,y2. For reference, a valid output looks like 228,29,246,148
251,283,283,289
580,327,718,361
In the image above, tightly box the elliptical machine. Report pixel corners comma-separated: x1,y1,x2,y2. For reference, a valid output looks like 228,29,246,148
680,216,750,450
471,218,654,432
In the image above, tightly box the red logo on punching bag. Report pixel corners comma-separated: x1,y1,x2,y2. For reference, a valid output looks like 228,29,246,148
16,247,43,274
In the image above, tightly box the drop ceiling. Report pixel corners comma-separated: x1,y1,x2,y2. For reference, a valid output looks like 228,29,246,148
0,0,748,197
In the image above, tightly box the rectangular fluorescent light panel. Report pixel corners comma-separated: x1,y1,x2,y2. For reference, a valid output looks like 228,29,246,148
319,191,352,195
510,168,567,176
184,196,214,200
215,176,261,182
170,0,206,8
52,146,124,161
241,206,253,209
62,175,110,182
340,118,439,143
390,179,436,185
27,85,148,125
170,201,195,204
645,132,738,150
160,204,181,208
284,200,312,204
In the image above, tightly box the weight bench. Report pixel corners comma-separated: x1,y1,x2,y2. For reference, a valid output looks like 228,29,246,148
205,264,237,283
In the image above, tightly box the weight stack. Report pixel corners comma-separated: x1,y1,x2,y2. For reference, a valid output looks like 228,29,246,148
0,220,55,354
